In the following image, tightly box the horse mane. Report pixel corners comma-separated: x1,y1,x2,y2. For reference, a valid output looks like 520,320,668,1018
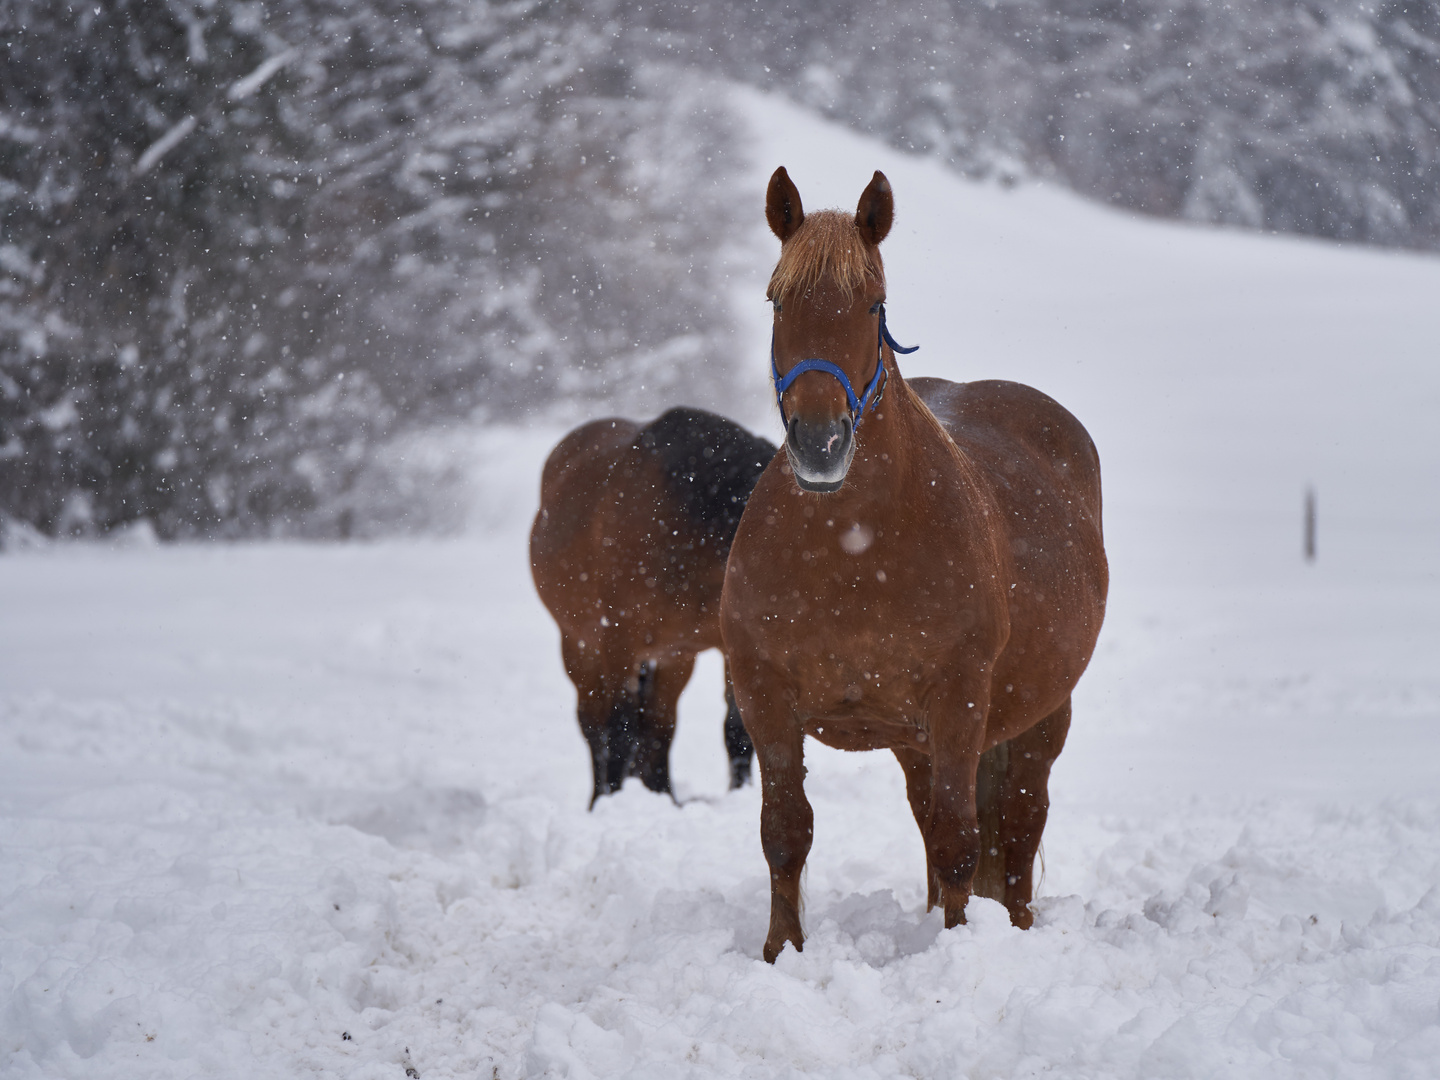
767,210,885,300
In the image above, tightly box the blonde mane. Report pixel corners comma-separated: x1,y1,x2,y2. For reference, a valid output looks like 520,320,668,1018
767,210,885,300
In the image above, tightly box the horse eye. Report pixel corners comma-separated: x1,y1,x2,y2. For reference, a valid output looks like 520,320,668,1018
771,298,783,313
870,301,883,315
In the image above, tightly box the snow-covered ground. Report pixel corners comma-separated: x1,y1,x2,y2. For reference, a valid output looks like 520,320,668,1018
3,89,1439,1078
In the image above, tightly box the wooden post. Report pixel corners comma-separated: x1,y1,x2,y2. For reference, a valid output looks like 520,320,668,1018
1304,486,1316,562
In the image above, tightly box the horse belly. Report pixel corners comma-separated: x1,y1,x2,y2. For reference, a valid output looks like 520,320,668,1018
781,636,959,752
803,707,928,752
919,385,1108,747
984,539,1106,745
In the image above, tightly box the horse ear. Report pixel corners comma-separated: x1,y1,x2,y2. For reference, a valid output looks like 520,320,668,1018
855,170,893,246
766,166,805,242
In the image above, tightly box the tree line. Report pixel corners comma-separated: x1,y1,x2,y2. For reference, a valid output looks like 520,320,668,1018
3,0,1435,540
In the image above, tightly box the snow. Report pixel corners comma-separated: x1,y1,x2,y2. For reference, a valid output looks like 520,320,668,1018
3,88,1439,1078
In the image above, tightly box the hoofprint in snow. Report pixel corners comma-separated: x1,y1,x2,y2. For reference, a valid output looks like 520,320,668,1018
3,90,1439,1079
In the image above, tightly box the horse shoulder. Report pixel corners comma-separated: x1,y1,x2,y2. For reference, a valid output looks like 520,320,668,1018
720,457,799,602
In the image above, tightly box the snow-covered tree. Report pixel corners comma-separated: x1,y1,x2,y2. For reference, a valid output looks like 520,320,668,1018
5,0,1437,541
672,0,1440,247
1,0,737,539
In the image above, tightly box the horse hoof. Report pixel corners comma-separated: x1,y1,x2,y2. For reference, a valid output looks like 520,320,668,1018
763,936,802,964
943,895,970,930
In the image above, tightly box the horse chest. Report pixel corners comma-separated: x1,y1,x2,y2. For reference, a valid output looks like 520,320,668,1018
729,538,1001,686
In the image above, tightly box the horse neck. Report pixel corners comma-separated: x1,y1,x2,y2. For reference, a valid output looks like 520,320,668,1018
851,356,962,491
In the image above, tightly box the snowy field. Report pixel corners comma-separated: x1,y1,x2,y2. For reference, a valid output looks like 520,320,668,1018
3,89,1440,1078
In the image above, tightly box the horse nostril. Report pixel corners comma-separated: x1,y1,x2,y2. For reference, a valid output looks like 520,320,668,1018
788,416,851,455
786,415,854,492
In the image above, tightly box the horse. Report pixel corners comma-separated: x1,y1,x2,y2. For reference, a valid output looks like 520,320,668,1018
531,406,778,807
720,168,1109,962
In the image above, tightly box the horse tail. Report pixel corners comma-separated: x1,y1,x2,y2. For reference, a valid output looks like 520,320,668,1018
972,739,1009,903
722,669,756,788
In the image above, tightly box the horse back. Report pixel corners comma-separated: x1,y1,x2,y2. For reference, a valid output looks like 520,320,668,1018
910,377,1103,537
532,409,776,661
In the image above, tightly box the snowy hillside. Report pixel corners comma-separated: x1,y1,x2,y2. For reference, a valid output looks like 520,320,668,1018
2,90,1438,1078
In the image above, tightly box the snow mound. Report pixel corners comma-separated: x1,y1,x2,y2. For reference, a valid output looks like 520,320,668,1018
4,88,1440,1077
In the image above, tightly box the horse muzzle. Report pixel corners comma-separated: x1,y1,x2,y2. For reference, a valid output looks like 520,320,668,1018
785,415,854,493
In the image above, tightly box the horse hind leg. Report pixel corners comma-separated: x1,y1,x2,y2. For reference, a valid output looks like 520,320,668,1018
627,654,695,799
583,714,612,808
723,665,755,789
562,634,627,809
907,739,1008,916
576,681,642,809
602,674,645,796
972,740,1010,905
568,684,636,808
995,697,1073,928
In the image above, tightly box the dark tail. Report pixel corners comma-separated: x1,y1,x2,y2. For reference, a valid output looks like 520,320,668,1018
723,679,755,789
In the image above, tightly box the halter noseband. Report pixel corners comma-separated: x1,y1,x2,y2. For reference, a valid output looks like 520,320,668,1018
770,303,918,431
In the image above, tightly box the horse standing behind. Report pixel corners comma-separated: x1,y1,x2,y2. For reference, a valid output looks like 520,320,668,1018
721,168,1109,962
532,407,777,806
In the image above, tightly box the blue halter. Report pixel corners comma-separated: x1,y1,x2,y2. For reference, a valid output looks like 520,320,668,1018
770,303,918,430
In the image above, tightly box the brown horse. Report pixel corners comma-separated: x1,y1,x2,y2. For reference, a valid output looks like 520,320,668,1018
532,407,777,807
720,168,1109,962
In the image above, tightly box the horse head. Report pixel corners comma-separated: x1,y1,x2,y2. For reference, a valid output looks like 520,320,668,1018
765,167,895,493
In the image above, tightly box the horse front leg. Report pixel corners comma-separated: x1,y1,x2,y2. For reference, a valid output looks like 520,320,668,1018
734,679,811,962
892,746,938,911
758,727,811,961
927,685,989,928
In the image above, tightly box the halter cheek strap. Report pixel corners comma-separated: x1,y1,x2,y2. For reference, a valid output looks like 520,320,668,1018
770,304,918,430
